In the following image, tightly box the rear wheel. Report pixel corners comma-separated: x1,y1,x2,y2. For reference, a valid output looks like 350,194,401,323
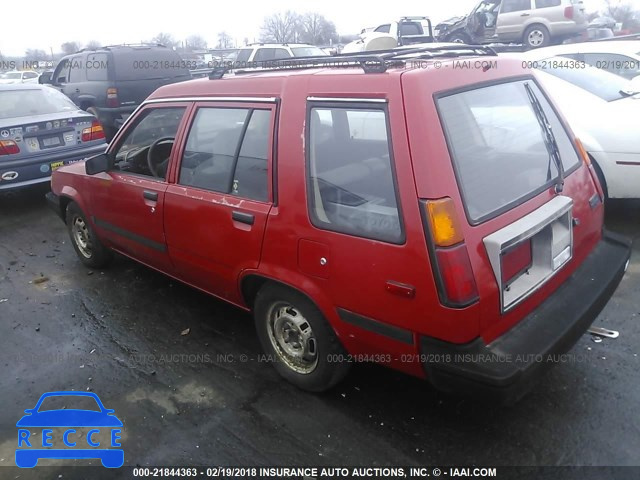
254,283,350,392
66,202,112,268
524,24,550,49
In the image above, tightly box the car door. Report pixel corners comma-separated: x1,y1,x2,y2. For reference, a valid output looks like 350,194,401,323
164,101,276,303
496,0,534,41
88,103,190,272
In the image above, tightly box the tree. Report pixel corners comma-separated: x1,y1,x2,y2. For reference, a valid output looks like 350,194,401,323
299,13,338,45
604,0,640,30
152,33,177,49
216,32,234,49
61,41,81,54
85,40,102,50
186,35,208,50
260,11,301,43
25,49,48,61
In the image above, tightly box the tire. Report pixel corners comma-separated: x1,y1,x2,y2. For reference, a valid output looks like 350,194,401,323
524,24,550,49
448,33,471,44
86,106,116,142
65,202,113,268
254,283,351,392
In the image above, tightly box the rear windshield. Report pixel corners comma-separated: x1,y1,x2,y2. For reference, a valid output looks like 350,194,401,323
0,87,78,119
113,49,189,81
535,61,633,101
438,80,580,223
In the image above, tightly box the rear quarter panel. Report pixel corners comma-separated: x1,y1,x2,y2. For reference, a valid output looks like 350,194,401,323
401,59,603,344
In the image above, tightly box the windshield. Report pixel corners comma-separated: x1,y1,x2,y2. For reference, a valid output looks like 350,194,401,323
535,60,636,101
291,47,328,57
0,87,79,120
438,80,580,223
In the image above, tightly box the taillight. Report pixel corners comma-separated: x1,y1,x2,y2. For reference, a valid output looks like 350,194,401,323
0,140,20,155
576,137,604,199
106,88,119,108
421,198,479,307
501,240,532,285
82,121,105,142
575,138,590,166
564,6,574,19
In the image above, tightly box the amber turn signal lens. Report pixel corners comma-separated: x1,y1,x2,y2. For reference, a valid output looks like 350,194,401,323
425,198,464,247
575,138,591,166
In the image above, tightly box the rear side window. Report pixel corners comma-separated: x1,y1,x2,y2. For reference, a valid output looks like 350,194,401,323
535,0,561,8
179,108,270,202
113,48,188,81
375,24,391,33
437,80,580,223
307,106,403,244
86,53,109,81
501,0,531,13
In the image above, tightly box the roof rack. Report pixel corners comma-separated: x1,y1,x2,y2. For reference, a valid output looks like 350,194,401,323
208,44,497,79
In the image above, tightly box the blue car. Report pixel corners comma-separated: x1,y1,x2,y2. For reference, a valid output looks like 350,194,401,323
0,84,107,191
16,391,123,468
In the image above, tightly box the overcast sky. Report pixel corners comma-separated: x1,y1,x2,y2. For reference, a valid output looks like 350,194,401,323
1,0,637,57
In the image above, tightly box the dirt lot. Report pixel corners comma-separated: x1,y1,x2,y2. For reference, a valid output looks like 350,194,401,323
1,186,639,478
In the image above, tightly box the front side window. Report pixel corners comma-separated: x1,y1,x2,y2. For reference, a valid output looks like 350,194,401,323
113,107,186,178
375,24,391,33
307,106,403,244
86,53,109,81
437,80,580,223
179,107,271,202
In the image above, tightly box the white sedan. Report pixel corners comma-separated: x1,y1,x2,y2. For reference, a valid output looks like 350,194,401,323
0,71,40,85
522,54,640,199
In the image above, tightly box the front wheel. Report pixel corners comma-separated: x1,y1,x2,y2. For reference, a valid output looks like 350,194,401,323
448,33,471,44
66,202,113,268
254,284,350,392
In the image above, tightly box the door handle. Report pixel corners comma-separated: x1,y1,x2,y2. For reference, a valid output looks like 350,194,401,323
520,12,530,16
232,211,255,225
143,190,158,201
75,88,80,93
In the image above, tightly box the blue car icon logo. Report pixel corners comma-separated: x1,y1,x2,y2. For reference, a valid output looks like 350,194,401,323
16,391,123,468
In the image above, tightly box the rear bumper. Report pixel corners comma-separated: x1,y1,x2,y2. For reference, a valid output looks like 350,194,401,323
420,230,631,404
0,143,106,191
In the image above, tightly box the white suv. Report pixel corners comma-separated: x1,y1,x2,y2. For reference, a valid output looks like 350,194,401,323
234,44,329,66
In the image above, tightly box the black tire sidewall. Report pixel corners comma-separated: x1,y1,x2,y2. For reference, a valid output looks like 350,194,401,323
65,202,111,268
254,284,350,392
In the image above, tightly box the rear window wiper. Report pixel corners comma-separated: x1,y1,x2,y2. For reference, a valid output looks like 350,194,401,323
524,82,564,194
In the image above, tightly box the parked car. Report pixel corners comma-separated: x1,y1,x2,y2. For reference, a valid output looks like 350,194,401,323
0,71,40,85
0,84,107,191
525,40,640,80
435,0,587,48
46,46,630,403
367,16,436,45
520,52,640,199
233,43,328,66
40,44,192,141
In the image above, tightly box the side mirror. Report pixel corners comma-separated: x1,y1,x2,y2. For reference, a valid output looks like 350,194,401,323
85,153,111,175
39,72,53,84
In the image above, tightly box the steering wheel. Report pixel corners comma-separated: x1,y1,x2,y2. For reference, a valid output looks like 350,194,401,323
147,136,175,178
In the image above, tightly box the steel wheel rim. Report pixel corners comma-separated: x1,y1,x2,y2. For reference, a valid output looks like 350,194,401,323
528,30,544,46
267,302,318,374
72,216,92,258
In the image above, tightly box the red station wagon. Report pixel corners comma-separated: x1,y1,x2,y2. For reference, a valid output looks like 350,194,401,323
47,46,631,403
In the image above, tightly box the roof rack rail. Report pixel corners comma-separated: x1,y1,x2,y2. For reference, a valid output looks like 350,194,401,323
208,44,497,78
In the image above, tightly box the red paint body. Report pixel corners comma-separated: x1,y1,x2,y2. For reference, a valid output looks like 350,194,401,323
50,58,604,381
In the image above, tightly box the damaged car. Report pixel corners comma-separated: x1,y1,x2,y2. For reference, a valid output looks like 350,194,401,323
435,0,587,49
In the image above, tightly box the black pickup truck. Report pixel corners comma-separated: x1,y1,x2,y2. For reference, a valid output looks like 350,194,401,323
41,44,191,140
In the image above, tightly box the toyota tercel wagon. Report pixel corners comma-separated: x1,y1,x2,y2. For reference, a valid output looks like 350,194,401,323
47,46,631,403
